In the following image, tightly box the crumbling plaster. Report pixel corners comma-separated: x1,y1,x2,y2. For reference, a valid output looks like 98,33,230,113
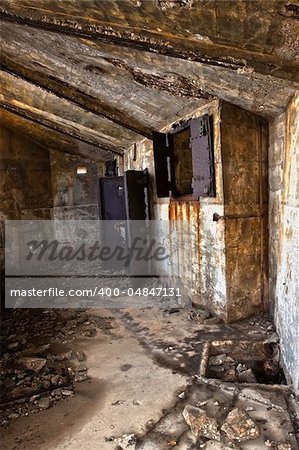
124,99,268,323
269,92,299,392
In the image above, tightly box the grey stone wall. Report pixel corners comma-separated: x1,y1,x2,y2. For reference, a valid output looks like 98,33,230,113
269,93,299,392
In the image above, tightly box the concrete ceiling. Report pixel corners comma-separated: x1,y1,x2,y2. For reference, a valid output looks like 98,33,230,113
0,109,120,163
0,0,298,161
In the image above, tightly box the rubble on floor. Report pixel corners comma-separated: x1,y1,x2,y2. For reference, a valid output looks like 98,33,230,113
1,307,298,450
189,308,222,325
265,441,293,450
220,407,260,442
182,404,221,440
118,308,298,450
114,433,137,449
208,353,258,383
182,404,260,445
203,340,286,385
0,309,114,425
136,377,297,449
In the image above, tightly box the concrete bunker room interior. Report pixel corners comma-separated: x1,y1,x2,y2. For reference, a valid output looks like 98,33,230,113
0,1,298,449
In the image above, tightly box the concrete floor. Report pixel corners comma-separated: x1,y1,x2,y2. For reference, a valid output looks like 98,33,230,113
1,308,298,450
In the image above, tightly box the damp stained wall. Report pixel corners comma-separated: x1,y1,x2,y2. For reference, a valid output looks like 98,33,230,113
124,100,269,322
269,92,299,392
124,100,226,317
0,126,53,302
0,126,53,220
50,150,101,220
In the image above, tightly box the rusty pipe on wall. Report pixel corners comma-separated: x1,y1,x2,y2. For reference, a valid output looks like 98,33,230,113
212,212,264,222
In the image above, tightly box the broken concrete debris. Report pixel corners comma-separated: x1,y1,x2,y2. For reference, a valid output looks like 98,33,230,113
209,354,235,366
75,350,86,362
178,391,186,399
69,365,88,383
221,407,260,442
265,440,293,449
189,308,222,325
183,404,263,445
236,364,257,383
1,307,297,449
189,308,210,322
182,404,221,441
199,442,240,449
16,356,47,372
208,353,258,383
205,340,284,384
114,433,137,449
38,396,50,409
0,309,114,425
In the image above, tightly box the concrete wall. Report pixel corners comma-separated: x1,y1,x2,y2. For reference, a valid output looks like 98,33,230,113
269,93,299,391
124,100,268,321
50,151,100,220
0,126,53,304
0,126,53,220
124,101,226,317
124,100,227,316
0,127,102,224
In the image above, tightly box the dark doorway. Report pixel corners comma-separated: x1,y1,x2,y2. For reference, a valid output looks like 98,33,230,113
99,170,149,221
99,170,150,276
99,176,126,220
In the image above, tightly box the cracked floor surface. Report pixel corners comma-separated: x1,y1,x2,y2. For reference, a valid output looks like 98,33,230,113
1,308,298,450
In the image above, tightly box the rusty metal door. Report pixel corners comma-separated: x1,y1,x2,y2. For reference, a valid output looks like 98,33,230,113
99,176,127,220
190,114,215,197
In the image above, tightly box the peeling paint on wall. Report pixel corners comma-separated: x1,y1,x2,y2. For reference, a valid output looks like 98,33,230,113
124,100,268,322
269,92,299,392
124,101,225,314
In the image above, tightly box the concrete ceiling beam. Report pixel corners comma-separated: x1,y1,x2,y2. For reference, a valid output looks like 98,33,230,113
1,22,297,120
0,58,153,139
0,109,114,162
0,70,144,156
0,3,298,82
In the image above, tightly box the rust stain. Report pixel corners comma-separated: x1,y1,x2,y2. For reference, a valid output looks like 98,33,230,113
168,200,201,296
